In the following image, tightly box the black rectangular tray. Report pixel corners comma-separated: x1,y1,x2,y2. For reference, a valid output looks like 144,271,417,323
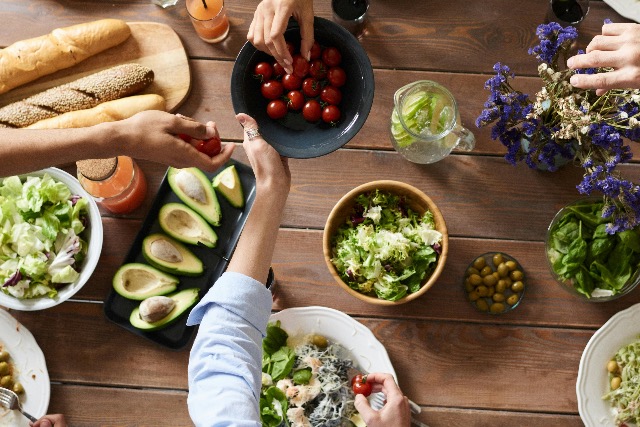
104,159,256,350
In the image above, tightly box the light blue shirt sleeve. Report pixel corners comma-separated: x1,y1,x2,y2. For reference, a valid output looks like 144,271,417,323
187,271,273,427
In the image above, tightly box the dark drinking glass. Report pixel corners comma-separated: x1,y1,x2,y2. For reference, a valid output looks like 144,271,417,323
547,0,590,26
331,0,369,35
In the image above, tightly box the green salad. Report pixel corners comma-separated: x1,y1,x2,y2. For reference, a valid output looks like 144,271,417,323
603,338,640,425
330,189,442,301
546,200,640,298
0,173,89,299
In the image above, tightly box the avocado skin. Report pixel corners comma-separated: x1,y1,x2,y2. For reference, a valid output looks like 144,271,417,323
142,233,204,277
212,165,245,209
112,263,179,300
129,288,200,331
158,203,218,248
167,167,222,226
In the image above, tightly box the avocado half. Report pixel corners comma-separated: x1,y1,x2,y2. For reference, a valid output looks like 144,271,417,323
142,233,204,277
167,167,221,226
113,263,179,300
158,203,218,248
212,165,244,209
129,288,199,331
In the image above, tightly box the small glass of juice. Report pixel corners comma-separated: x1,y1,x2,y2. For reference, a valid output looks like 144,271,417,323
186,0,230,43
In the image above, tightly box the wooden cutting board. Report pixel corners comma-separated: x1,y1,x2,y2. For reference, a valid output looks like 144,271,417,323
0,22,190,112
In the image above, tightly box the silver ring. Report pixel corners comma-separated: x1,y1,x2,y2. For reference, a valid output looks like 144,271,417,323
245,128,260,140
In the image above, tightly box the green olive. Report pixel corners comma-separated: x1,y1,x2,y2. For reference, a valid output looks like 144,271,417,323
511,281,525,293
493,293,505,302
310,334,328,348
504,277,513,286
12,382,24,394
466,267,480,277
611,376,622,390
492,253,505,267
490,303,505,314
496,280,508,293
480,266,493,277
497,263,510,278
473,257,487,270
476,286,489,297
492,271,500,281
487,286,495,297
469,274,483,286
607,360,619,373
468,291,480,302
506,294,520,306
475,299,489,311
505,260,518,271
0,362,8,376
509,270,524,281
464,280,474,293
483,274,497,287
0,351,8,362
0,375,12,388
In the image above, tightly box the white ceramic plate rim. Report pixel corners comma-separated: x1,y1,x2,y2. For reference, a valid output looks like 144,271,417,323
0,308,50,425
603,0,640,23
577,302,640,426
0,167,103,311
269,306,397,381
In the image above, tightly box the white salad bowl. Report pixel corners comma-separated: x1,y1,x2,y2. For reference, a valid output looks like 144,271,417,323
0,168,103,311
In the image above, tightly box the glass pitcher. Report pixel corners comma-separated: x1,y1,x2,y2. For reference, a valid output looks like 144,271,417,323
390,80,475,164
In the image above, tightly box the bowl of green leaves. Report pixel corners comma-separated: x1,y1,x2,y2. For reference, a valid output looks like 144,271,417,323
545,197,640,301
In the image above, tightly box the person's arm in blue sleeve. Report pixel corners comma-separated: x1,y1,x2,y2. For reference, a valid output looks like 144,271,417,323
187,113,291,426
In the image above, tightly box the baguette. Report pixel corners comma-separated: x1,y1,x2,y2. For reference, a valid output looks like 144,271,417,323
0,19,131,95
0,64,154,128
26,94,166,129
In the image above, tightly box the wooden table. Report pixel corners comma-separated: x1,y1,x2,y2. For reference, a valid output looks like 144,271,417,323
1,1,639,426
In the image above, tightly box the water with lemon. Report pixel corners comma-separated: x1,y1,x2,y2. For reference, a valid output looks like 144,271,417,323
390,89,460,164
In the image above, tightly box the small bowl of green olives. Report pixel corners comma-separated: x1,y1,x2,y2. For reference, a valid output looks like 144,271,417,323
463,252,526,314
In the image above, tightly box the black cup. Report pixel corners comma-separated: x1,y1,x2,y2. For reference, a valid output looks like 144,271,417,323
331,0,369,36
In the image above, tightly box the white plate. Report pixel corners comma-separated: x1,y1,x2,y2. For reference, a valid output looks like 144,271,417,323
0,167,103,311
0,308,50,426
577,302,640,426
270,306,396,380
603,0,640,23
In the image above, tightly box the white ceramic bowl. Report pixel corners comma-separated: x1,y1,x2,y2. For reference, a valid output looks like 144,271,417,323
0,168,103,311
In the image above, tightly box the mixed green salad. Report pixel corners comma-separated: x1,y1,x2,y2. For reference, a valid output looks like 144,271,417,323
603,338,640,426
0,173,89,299
546,199,640,298
330,189,442,301
260,321,357,427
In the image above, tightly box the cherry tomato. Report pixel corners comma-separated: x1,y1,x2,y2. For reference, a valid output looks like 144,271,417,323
327,66,346,88
322,104,341,124
320,86,342,105
286,41,296,56
253,61,273,82
196,136,222,157
292,54,310,78
267,99,288,119
282,74,302,90
351,374,372,397
302,77,322,98
272,62,286,78
322,47,342,67
177,134,192,143
286,90,304,111
261,80,284,100
309,41,322,60
309,60,327,80
302,99,322,122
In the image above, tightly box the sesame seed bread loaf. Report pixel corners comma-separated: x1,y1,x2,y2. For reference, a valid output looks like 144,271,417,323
26,94,166,129
0,19,131,95
0,63,154,128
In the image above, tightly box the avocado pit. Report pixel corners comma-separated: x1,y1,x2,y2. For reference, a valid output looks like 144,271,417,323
139,296,176,323
175,169,207,204
149,238,183,263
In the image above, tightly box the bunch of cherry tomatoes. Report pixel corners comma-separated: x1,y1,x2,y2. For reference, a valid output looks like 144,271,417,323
254,41,346,125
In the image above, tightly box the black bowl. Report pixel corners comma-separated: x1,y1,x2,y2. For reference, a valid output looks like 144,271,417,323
231,17,374,158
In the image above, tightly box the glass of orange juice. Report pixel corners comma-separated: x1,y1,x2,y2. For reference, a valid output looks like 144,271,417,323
186,0,230,43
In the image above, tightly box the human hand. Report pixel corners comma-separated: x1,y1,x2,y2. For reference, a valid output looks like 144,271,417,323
30,414,67,427
108,110,234,173
353,373,411,427
568,23,640,95
247,0,315,74
236,113,290,205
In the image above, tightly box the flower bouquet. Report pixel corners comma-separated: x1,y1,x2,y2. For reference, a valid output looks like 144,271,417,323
477,22,640,233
